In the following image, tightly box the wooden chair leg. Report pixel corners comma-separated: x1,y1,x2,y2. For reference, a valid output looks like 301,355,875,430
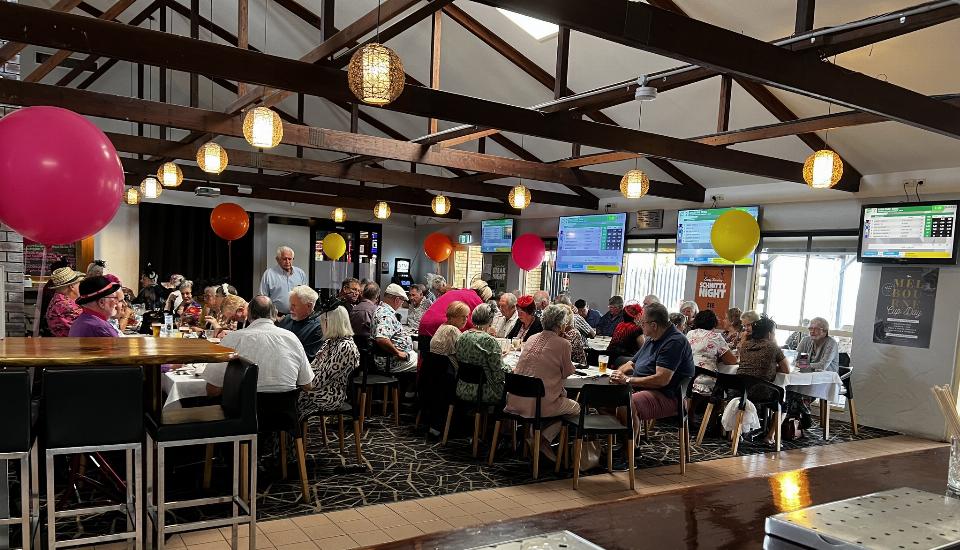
696,402,715,445
820,399,831,439
414,411,421,429
679,423,687,475
382,386,389,416
366,389,373,416
338,415,346,454
320,418,329,446
607,435,614,473
279,432,289,479
774,408,782,452
642,418,649,439
627,438,636,490
731,410,745,456
848,398,859,436
358,391,368,433
301,421,309,446
202,443,214,489
532,428,541,479
472,413,482,458
511,420,518,453
487,420,502,465
353,419,364,465
555,426,568,474
572,437,583,489
441,405,455,446
294,437,310,501
392,387,400,426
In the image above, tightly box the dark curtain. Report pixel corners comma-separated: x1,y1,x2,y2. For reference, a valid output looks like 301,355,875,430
138,203,255,298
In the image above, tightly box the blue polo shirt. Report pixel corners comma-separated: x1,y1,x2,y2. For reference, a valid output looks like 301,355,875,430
630,324,695,397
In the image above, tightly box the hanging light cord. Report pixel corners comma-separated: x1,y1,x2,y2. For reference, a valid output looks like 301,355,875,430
376,0,382,42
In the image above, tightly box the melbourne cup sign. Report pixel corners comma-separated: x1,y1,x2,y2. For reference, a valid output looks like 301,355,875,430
694,266,731,314
873,266,938,349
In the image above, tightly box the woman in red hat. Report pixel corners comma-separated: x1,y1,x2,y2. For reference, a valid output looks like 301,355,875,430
506,295,542,342
606,302,645,367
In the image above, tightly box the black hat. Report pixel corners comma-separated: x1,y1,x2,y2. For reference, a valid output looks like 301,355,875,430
76,275,122,306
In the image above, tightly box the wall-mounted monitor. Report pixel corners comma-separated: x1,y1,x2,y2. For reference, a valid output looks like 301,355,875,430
858,201,960,265
481,218,514,253
676,206,761,266
556,213,627,274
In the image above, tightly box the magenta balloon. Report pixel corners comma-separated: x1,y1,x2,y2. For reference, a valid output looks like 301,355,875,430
0,106,124,245
512,233,546,271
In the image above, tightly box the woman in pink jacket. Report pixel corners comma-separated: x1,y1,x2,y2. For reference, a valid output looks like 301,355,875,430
417,279,492,337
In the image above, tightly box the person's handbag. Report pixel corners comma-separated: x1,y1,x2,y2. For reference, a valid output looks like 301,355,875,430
781,418,803,441
578,439,601,472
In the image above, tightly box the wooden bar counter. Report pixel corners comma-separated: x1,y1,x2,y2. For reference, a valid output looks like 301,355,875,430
0,337,236,367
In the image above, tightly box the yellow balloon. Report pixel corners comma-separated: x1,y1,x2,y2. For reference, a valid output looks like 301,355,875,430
710,209,760,263
322,233,347,260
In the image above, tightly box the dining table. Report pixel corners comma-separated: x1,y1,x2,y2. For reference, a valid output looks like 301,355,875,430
0,336,237,546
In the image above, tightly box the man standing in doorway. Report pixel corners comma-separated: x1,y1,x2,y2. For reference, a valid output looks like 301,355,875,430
260,246,308,316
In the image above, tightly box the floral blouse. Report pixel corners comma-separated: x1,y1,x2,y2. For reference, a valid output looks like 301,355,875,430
687,328,731,395
562,325,587,365
297,337,360,418
46,292,82,337
454,329,510,404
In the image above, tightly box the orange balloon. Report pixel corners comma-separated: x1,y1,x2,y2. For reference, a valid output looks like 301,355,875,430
424,232,453,262
210,203,250,241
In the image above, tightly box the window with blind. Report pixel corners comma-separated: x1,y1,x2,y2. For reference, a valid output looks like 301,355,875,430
618,238,688,310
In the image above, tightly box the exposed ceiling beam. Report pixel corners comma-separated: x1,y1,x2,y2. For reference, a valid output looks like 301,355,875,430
795,0,816,35
0,5,798,196
475,0,960,139
0,0,83,64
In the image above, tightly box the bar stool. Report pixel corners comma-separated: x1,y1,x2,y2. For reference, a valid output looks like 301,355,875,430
42,366,144,550
144,359,258,550
0,369,39,550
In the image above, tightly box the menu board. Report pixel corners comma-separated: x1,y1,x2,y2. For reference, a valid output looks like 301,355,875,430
23,238,78,277
555,213,627,274
873,266,938,348
481,219,514,253
859,202,959,264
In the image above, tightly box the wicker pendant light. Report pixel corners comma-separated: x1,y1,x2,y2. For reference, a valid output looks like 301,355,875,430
139,175,163,199
157,162,183,188
373,201,391,219
332,207,346,223
347,43,405,106
431,194,451,216
197,141,229,174
620,169,650,199
242,106,284,148
508,183,531,210
123,187,142,205
802,149,844,189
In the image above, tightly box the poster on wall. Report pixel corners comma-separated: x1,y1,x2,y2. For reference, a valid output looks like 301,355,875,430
23,239,78,277
488,253,509,295
694,266,731,314
873,266,938,348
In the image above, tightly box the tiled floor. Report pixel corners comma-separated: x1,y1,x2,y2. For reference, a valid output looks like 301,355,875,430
94,435,946,550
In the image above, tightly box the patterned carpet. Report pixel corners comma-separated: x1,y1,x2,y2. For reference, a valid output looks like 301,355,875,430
5,406,895,544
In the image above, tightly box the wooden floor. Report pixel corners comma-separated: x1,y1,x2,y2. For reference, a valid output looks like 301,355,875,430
90,435,947,550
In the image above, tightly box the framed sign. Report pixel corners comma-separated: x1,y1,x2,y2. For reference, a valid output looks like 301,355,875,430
694,266,731,314
23,239,79,277
873,266,938,348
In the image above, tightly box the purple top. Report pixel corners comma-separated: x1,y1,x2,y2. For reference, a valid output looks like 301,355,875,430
68,310,120,337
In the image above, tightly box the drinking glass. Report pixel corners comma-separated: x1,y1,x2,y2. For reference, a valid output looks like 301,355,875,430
949,436,960,493
598,355,609,374
511,337,521,351
151,323,162,337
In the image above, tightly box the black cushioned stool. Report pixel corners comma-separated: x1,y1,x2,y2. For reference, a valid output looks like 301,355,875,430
42,366,144,550
144,359,258,550
0,369,39,550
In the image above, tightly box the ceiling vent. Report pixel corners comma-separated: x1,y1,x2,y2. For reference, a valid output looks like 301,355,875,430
195,187,221,197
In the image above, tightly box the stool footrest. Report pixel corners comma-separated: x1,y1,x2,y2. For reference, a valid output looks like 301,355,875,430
162,494,242,511
163,514,254,535
54,502,131,519
53,529,137,549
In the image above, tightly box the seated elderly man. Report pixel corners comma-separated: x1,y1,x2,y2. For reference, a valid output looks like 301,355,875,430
557,295,595,339
405,283,432,332
349,282,380,337
337,277,362,313
277,285,324,361
642,294,660,307
595,295,624,337
490,292,519,338
532,290,551,318
203,295,313,396
69,275,123,337
611,302,695,430
574,299,601,330
373,284,418,372
795,317,840,372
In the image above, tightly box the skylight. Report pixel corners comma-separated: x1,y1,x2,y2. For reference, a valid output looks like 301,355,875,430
496,8,559,41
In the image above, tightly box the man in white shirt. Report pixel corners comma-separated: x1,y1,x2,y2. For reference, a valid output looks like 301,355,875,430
203,295,313,395
373,284,418,373
259,246,308,316
489,292,519,338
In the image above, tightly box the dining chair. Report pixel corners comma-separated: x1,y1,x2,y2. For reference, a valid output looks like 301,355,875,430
838,353,858,435
560,383,635,490
257,390,311,501
488,373,565,479
352,336,400,430
0,369,38,550
441,361,488,457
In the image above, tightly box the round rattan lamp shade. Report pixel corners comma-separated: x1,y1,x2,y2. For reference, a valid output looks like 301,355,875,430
332,207,346,223
508,183,531,210
139,175,162,199
802,149,844,189
431,194,451,216
157,162,183,188
347,43,405,106
373,201,391,219
242,106,283,148
620,169,650,199
197,141,229,174
123,187,142,205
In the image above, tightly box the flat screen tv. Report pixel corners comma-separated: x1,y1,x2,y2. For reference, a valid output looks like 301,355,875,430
556,213,627,274
858,201,960,265
481,218,514,253
676,206,761,266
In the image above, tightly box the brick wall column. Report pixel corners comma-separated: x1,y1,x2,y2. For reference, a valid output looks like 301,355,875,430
1,224,25,336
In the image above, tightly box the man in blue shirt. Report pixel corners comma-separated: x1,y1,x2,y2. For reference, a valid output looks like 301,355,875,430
595,295,624,336
574,299,602,330
611,302,695,426
259,246,308,316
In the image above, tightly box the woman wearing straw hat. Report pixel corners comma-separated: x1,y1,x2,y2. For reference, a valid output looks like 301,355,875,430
45,266,85,337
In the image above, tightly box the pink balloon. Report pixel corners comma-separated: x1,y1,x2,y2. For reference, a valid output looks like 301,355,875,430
512,233,546,271
0,106,124,245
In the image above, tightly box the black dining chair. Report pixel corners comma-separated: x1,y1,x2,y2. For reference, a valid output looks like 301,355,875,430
694,367,722,445
257,390,311,501
352,336,400,430
838,352,859,435
145,359,258,550
487,373,565,479
43,366,144,550
560,383,635,490
0,369,38,550
441,361,489,457
416,350,455,434
725,374,787,455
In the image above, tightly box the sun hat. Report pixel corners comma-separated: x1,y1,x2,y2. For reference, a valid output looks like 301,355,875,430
48,267,84,289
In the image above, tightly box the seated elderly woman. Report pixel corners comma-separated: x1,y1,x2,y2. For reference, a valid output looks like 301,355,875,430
606,303,644,367
669,312,687,333
455,303,510,404
686,309,737,395
721,307,743,350
795,317,839,372
559,304,588,365
45,267,85,337
507,295,543,342
297,305,360,418
737,315,790,444
430,301,470,361
679,301,699,333
506,304,580,457
206,294,248,336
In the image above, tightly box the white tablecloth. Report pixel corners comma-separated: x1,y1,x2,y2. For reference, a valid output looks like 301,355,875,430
586,337,611,351
162,371,209,410
717,364,842,403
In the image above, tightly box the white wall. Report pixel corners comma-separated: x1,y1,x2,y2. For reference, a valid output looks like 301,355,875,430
379,224,420,288
265,222,311,282
851,265,959,440
93,206,140,289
